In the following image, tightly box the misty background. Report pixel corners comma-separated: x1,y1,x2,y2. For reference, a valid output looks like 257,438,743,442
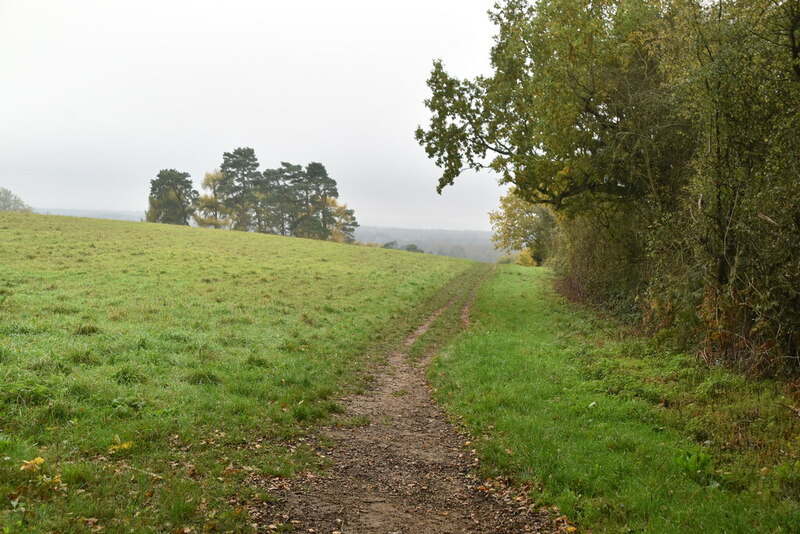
0,1,507,234
31,207,502,262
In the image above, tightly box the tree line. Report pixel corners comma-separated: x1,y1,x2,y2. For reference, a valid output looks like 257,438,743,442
417,0,800,374
146,147,359,242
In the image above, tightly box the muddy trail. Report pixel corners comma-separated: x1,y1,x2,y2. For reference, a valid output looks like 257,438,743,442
250,266,564,533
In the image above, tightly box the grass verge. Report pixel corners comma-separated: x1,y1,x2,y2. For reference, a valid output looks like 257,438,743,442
430,265,800,532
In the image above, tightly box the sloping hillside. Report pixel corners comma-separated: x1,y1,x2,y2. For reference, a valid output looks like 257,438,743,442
0,212,475,532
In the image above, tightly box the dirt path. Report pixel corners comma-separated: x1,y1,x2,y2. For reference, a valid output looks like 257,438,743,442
249,269,564,533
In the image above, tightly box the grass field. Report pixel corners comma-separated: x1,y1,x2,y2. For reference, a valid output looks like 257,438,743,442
6,213,800,533
431,265,800,533
0,211,476,533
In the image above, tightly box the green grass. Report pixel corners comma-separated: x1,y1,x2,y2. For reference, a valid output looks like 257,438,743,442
430,265,800,533
0,211,476,532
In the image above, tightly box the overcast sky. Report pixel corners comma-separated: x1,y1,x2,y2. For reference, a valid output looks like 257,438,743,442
0,1,506,230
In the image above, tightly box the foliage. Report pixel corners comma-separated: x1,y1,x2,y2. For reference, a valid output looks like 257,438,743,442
219,147,261,231
415,0,682,208
0,211,474,532
0,188,31,213
145,169,198,225
290,162,339,240
431,265,800,532
417,0,800,373
258,162,303,236
489,187,558,264
193,170,231,229
189,149,359,243
151,147,359,243
648,0,800,373
515,247,537,266
326,198,359,243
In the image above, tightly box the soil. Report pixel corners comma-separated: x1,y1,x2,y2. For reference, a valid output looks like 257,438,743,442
249,273,566,533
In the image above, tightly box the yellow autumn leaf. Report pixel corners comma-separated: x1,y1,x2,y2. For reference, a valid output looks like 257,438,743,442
109,441,134,453
20,457,45,471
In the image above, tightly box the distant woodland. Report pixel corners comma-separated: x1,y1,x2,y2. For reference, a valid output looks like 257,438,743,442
417,0,800,374
354,226,502,263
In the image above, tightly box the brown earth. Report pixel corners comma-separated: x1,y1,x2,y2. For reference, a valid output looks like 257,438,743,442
249,269,565,534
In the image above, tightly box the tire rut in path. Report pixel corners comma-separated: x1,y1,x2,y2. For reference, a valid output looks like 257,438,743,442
250,270,563,533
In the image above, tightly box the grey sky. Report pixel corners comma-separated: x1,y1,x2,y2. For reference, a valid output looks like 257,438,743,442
0,0,505,230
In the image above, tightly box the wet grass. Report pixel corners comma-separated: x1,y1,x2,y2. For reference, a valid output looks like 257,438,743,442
431,265,800,533
0,211,475,533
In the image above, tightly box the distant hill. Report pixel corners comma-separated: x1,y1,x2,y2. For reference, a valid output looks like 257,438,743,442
34,207,143,221
355,226,503,263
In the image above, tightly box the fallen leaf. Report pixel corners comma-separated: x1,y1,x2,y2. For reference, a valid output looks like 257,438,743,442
20,457,45,471
109,440,134,454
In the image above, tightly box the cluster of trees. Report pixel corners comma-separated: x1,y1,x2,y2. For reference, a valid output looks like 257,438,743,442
417,0,800,374
382,241,424,253
146,148,359,243
0,187,32,213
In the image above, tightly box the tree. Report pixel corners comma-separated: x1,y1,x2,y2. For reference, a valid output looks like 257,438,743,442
306,162,339,236
251,169,278,234
489,188,558,265
291,214,327,240
267,163,304,236
220,147,260,231
326,198,359,243
194,150,360,243
415,0,681,211
194,170,230,229
650,0,800,370
416,0,672,297
145,169,197,225
416,0,800,373
404,244,424,253
287,162,339,240
0,187,32,212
